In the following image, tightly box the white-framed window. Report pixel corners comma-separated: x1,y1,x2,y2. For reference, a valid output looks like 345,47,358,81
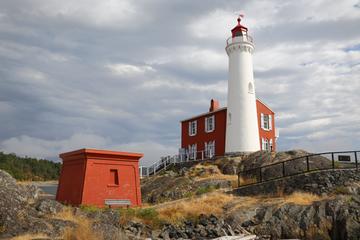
261,138,273,151
205,115,215,133
205,141,215,158
260,113,272,131
261,138,269,151
188,120,197,136
188,144,197,160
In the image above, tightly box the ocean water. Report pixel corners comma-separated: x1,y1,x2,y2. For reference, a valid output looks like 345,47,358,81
38,184,58,195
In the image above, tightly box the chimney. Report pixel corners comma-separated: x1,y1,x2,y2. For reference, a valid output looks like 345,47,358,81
209,99,220,112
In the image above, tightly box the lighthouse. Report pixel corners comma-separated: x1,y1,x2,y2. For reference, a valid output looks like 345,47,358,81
225,16,260,153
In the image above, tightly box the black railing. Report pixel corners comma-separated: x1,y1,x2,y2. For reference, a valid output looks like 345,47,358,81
238,151,360,187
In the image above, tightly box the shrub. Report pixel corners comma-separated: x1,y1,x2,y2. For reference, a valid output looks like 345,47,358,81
333,186,351,195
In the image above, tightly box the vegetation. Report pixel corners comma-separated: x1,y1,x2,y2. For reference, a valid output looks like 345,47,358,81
119,207,163,227
0,152,61,181
54,207,106,240
156,192,235,224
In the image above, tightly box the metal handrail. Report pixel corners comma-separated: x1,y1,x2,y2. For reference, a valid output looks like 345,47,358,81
139,150,216,177
238,150,360,187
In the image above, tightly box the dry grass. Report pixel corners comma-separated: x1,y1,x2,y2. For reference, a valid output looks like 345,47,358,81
53,207,103,240
188,164,239,188
238,176,257,186
282,192,324,206
155,192,235,224
11,233,49,240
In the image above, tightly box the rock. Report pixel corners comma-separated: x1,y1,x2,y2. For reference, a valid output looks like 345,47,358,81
36,199,64,216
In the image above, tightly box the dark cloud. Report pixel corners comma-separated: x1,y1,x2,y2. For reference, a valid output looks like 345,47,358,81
0,0,359,164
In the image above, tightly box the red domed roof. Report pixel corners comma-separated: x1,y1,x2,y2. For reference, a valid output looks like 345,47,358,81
231,17,248,38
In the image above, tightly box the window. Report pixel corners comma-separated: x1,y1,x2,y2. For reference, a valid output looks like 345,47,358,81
248,82,254,94
188,144,197,160
205,141,215,158
261,113,272,131
109,169,119,185
261,138,269,151
205,115,215,132
188,120,197,136
261,138,273,151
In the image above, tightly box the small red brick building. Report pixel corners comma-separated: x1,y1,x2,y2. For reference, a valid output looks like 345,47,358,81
56,148,143,207
181,99,276,159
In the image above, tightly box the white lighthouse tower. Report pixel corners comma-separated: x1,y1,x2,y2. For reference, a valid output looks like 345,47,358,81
225,16,260,153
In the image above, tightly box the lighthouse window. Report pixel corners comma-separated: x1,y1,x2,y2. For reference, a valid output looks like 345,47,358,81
205,115,215,132
188,120,197,136
248,82,254,94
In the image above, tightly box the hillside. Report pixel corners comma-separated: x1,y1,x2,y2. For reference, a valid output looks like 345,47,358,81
0,152,61,181
1,150,360,239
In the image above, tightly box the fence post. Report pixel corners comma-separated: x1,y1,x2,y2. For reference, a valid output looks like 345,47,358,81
355,151,358,171
306,156,310,172
202,151,204,160
282,162,285,177
238,172,240,187
332,153,335,170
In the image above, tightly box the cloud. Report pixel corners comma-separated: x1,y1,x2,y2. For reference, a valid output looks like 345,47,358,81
29,0,139,28
106,63,155,77
0,133,176,166
0,0,359,163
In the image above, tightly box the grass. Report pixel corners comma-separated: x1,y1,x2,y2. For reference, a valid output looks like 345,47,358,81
282,192,324,205
80,205,102,213
187,163,239,188
332,186,351,195
53,207,104,240
155,192,235,224
11,233,49,240
118,207,163,227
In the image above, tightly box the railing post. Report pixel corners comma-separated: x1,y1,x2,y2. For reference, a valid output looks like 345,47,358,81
259,168,262,183
332,153,335,170
282,162,285,177
355,151,358,171
306,156,310,172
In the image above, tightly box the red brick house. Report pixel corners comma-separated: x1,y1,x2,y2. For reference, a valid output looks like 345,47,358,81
180,99,276,159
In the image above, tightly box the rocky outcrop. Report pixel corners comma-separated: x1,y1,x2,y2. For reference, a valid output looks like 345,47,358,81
0,169,69,238
141,166,232,204
226,194,360,239
233,169,360,196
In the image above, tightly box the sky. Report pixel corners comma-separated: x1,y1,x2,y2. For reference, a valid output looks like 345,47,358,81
0,0,359,166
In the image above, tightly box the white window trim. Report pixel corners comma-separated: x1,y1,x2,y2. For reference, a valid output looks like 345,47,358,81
261,113,272,131
188,144,197,159
188,120,197,136
205,140,215,158
205,115,215,133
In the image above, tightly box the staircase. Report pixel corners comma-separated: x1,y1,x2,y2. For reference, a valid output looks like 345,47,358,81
139,150,215,178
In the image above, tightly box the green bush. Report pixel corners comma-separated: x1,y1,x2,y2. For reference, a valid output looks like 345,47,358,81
195,185,215,195
80,205,102,212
